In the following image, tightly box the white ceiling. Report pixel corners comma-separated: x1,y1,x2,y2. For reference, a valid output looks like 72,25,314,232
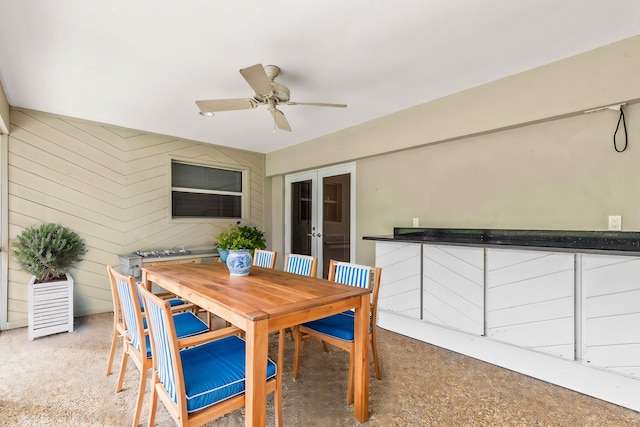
1,1,639,154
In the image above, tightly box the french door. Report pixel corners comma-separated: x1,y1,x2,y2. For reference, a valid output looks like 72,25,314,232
285,163,355,278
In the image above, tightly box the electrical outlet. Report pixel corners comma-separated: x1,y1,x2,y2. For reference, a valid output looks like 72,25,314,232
412,218,419,227
608,215,622,231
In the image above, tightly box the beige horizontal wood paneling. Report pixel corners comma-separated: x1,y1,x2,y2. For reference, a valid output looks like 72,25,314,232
6,109,265,327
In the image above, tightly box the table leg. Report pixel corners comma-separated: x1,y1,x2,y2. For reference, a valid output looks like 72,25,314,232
141,270,149,290
353,294,370,422
245,318,269,427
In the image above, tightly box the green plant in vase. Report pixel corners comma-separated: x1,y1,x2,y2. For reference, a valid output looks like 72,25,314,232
236,226,266,251
13,223,87,340
12,223,87,283
215,225,266,265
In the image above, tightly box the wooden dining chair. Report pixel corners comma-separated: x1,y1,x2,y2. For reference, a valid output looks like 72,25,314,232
106,268,129,377
283,253,318,277
282,253,318,338
253,249,277,269
293,259,382,404
106,268,187,376
138,284,283,427
107,274,187,376
106,266,210,427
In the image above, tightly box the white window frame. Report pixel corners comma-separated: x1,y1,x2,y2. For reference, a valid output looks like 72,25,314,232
169,158,249,223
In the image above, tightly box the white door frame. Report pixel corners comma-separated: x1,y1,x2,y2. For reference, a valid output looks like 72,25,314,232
284,163,356,277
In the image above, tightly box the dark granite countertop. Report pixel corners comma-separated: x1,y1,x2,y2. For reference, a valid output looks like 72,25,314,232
363,227,640,255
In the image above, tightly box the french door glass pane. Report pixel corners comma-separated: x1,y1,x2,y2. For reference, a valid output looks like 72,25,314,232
321,173,350,276
291,180,312,256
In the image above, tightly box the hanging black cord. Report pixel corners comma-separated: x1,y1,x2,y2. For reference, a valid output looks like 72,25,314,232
614,107,628,152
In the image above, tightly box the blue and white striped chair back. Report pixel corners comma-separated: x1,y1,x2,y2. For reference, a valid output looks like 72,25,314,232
332,261,373,289
284,254,316,277
115,276,143,352
253,249,276,269
138,286,179,405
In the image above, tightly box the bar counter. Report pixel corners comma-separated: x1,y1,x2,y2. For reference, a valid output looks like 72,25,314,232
363,227,640,412
364,227,640,255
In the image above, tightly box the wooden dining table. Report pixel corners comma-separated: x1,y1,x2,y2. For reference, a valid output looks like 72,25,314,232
142,262,371,426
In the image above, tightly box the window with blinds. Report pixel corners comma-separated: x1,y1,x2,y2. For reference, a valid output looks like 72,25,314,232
171,161,245,219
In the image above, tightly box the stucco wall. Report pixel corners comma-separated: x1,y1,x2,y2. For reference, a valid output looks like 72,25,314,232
267,35,640,176
266,35,640,267
356,103,639,263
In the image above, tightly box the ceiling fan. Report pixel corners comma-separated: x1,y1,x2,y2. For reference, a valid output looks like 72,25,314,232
195,64,347,132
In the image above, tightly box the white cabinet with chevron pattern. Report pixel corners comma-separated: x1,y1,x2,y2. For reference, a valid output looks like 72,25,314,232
375,242,421,319
373,240,640,412
581,254,640,378
423,245,484,335
485,248,575,359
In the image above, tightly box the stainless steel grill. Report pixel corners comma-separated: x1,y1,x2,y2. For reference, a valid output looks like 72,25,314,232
119,248,191,278
133,248,190,258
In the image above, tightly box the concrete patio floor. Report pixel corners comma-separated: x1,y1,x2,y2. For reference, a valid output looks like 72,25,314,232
1,312,640,426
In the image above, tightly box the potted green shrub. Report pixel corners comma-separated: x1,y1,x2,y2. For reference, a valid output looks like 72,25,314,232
215,225,266,276
13,223,87,282
215,225,266,260
12,223,87,340
215,226,237,262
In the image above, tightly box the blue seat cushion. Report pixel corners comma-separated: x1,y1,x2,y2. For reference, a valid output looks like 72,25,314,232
145,312,209,358
302,311,356,341
180,335,277,413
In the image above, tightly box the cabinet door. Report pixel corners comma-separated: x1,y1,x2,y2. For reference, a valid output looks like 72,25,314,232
486,248,575,359
423,245,484,335
375,242,421,319
145,257,202,267
582,254,640,378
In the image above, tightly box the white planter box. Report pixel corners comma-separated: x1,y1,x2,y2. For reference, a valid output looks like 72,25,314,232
28,273,74,341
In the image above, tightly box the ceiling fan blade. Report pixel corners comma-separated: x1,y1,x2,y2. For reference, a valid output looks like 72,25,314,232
285,101,347,108
271,108,292,132
239,64,273,97
195,98,257,112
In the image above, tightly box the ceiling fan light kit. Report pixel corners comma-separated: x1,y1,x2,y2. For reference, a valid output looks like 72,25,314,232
195,63,346,132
